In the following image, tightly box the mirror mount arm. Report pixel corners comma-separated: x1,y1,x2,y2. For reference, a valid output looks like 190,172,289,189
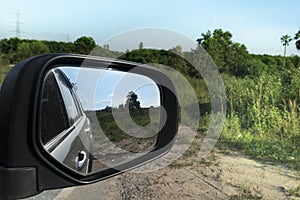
0,165,39,199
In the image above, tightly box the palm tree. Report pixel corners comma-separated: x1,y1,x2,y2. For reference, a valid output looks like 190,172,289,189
295,30,300,50
280,35,292,67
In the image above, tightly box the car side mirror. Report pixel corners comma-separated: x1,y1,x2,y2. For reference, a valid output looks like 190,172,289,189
0,54,178,199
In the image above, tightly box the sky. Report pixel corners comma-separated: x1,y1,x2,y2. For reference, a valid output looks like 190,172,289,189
61,67,160,110
0,0,300,55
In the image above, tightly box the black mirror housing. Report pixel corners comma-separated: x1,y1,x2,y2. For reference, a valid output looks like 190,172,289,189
0,54,178,199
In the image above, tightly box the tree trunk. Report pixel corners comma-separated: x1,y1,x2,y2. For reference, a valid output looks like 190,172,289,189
283,44,287,68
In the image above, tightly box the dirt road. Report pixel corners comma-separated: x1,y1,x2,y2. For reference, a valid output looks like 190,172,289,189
108,152,299,200
55,135,300,200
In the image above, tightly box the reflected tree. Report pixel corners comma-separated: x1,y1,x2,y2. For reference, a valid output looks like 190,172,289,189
125,91,141,111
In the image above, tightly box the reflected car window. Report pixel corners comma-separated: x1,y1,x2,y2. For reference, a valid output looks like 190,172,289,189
40,71,70,144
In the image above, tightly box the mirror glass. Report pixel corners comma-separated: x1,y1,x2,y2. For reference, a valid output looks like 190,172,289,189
39,66,162,175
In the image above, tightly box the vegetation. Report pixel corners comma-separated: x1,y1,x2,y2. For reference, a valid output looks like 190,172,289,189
0,56,11,83
230,184,262,200
86,91,160,153
197,30,300,169
0,36,113,64
74,36,96,55
220,72,300,169
289,184,300,197
0,28,299,169
295,30,300,50
197,29,250,76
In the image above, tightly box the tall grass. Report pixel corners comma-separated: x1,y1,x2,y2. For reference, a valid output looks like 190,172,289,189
219,73,300,169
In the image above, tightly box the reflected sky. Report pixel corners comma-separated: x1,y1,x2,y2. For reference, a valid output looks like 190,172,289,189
60,67,160,110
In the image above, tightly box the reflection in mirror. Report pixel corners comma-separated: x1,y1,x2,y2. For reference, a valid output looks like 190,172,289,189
40,66,162,175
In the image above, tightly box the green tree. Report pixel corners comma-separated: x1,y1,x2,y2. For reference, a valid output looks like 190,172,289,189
197,29,250,76
16,42,33,61
295,30,300,50
30,41,49,55
15,41,49,62
280,34,293,68
43,40,74,53
74,36,96,55
0,37,21,54
0,37,22,63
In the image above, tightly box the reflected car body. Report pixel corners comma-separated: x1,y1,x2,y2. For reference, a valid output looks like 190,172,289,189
40,68,94,174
